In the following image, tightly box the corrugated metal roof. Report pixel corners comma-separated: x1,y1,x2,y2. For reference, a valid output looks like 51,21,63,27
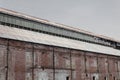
0,7,120,43
0,25,120,56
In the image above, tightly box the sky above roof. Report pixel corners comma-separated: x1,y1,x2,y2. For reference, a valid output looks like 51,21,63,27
0,0,120,40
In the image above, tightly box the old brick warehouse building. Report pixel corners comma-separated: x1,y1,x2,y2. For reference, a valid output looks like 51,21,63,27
0,8,120,80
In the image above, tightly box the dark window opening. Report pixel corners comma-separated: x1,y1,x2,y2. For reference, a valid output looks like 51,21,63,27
104,77,107,80
66,76,69,80
93,76,95,80
114,77,115,80
42,52,45,54
86,74,88,77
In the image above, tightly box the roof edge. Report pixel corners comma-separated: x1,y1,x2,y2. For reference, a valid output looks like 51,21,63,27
0,7,120,43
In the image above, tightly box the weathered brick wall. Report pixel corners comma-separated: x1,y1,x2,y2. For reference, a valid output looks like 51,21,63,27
0,38,120,80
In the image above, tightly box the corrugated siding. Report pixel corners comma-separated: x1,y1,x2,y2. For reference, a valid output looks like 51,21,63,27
0,25,120,56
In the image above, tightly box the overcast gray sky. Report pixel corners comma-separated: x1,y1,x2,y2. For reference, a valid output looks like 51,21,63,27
0,0,120,40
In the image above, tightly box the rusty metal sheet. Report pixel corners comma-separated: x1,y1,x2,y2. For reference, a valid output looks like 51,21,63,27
8,47,26,80
0,38,8,45
9,40,25,48
0,44,7,80
54,48,70,69
34,69,53,80
34,45,53,68
98,56,108,73
71,51,85,80
71,50,84,70
86,54,98,73
8,44,33,80
108,58,116,73
114,60,118,72
34,44,53,50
